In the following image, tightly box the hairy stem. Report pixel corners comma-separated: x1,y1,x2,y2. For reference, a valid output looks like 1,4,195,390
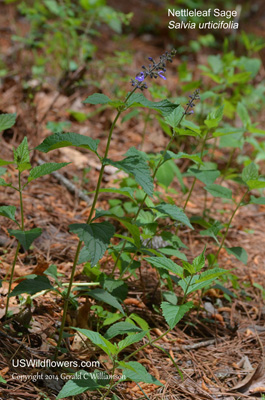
5,172,24,317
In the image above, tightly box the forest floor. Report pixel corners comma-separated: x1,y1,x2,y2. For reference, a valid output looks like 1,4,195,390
0,2,265,400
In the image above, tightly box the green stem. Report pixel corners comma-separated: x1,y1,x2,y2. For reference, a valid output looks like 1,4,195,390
123,328,171,362
210,189,249,266
5,172,24,318
5,242,20,318
56,89,137,354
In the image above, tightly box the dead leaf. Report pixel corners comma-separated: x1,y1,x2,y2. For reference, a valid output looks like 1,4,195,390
231,358,265,394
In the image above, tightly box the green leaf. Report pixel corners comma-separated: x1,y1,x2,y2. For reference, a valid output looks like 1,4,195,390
156,160,176,187
97,187,136,202
242,162,259,183
87,288,124,314
196,268,227,283
164,106,184,128
249,195,265,205
0,113,16,131
36,132,99,154
0,159,15,167
246,180,265,190
83,93,111,105
161,302,193,329
188,168,220,185
129,313,150,339
192,248,206,272
0,375,6,384
120,221,141,248
204,105,224,129
73,328,116,356
104,322,143,340
237,102,251,127
0,206,17,222
69,222,115,267
8,228,42,250
28,162,70,182
13,137,31,172
181,119,201,135
56,370,108,399
119,361,163,385
117,331,147,352
10,275,53,297
146,256,183,278
227,72,250,84
0,178,12,187
126,92,179,117
154,203,193,229
226,246,248,264
204,184,232,199
166,151,203,165
159,247,187,261
106,152,153,197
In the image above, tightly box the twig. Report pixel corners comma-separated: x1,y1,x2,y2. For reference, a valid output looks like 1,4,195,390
37,158,92,205
0,330,47,354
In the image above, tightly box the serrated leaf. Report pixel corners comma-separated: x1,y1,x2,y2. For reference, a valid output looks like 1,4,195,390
164,106,185,128
120,221,141,248
161,302,193,329
0,113,16,131
204,184,232,199
117,331,147,352
10,275,53,297
13,137,31,172
36,132,99,154
28,162,70,182
0,206,17,222
249,195,265,205
192,248,206,272
126,92,179,117
226,246,248,264
188,168,220,185
120,361,163,385
0,178,12,187
205,105,224,129
104,322,143,340
154,203,193,229
56,370,108,399
8,228,42,250
242,162,259,184
166,151,203,165
106,154,153,197
181,119,201,134
237,102,251,127
73,328,116,356
69,222,115,267
97,187,136,202
87,288,124,314
83,93,111,105
0,159,15,167
146,256,183,278
246,180,265,190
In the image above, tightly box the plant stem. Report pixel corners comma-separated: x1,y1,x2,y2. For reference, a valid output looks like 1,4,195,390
123,328,171,362
56,89,137,354
5,172,24,318
210,189,249,266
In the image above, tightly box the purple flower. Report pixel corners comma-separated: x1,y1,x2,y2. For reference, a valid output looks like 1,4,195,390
135,72,145,82
158,71,166,80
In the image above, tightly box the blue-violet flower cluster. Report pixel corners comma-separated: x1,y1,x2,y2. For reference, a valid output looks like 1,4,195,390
131,49,177,91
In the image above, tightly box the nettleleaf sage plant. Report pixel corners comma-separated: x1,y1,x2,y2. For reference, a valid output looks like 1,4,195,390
36,50,179,355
